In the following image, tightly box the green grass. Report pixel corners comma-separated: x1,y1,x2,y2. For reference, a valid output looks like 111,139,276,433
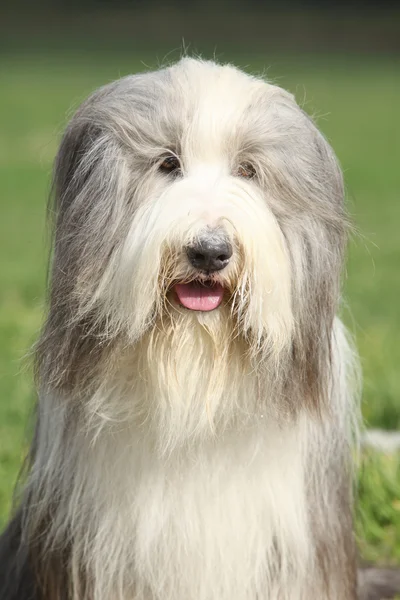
0,50,399,561
357,451,400,565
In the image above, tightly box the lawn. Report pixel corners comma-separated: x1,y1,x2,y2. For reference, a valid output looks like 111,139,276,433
0,50,399,562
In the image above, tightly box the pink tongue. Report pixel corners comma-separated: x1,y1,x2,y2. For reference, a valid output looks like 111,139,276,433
174,282,224,311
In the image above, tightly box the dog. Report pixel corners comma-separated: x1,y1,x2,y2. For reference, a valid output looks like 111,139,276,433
0,57,399,600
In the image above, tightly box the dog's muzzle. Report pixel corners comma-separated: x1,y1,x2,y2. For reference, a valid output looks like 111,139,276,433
173,230,232,312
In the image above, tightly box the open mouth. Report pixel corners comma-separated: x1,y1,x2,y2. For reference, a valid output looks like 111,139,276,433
173,280,225,312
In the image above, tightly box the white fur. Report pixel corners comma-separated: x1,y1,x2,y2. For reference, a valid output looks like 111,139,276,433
30,322,358,600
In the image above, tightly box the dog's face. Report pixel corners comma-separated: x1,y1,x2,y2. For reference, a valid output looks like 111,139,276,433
44,58,346,413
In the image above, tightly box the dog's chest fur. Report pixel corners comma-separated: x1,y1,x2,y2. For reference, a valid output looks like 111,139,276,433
81,417,313,600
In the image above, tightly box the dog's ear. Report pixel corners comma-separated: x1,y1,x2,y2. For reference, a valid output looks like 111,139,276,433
301,109,345,207
54,119,101,209
52,117,102,215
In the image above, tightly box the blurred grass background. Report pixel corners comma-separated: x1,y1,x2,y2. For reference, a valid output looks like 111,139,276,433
0,1,399,564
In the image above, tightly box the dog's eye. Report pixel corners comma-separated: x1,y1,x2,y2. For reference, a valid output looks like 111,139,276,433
237,163,256,179
159,156,181,175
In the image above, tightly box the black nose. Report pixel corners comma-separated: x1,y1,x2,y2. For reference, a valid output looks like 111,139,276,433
186,235,233,273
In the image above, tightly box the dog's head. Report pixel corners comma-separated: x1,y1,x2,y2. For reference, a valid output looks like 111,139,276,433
40,58,346,414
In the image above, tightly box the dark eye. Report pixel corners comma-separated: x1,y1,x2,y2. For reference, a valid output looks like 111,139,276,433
159,155,181,175
237,162,256,179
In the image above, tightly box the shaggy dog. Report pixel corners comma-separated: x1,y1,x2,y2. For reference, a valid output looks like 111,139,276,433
0,58,399,600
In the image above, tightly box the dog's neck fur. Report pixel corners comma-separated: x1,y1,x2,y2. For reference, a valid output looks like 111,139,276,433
25,317,357,600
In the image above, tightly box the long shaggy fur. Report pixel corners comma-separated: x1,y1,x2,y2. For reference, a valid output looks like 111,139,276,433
0,57,396,600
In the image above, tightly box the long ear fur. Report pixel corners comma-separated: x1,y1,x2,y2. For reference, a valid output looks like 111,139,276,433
35,116,113,395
